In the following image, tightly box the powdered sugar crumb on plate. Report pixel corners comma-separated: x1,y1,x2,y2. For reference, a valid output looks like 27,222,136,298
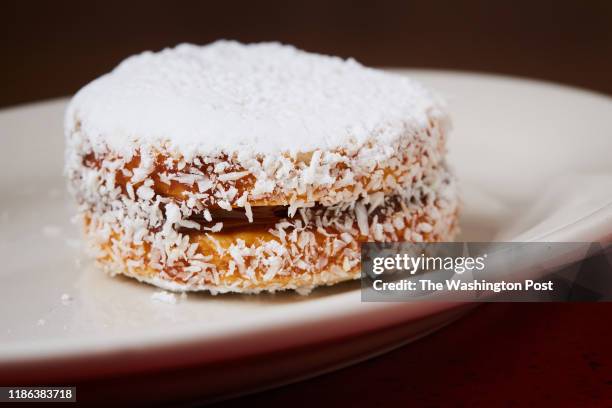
151,290,178,304
60,293,73,306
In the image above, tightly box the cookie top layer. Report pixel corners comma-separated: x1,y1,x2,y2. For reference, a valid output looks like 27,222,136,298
66,41,445,159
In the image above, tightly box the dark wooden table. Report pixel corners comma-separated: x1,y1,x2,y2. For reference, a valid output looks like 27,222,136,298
215,303,612,407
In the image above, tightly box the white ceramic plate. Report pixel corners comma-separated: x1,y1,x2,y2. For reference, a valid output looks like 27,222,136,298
1,70,612,404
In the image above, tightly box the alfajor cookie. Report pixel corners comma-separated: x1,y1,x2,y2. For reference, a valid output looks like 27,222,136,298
65,41,459,294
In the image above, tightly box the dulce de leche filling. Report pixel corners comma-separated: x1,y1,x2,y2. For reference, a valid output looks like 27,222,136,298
183,204,325,232
181,195,410,233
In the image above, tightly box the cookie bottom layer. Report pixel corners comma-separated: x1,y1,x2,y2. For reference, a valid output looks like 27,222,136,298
83,189,459,294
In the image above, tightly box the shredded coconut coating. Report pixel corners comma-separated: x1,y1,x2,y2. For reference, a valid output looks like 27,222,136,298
72,115,448,208
64,41,459,294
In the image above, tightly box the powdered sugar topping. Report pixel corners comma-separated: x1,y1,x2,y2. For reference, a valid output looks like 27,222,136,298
66,41,445,158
